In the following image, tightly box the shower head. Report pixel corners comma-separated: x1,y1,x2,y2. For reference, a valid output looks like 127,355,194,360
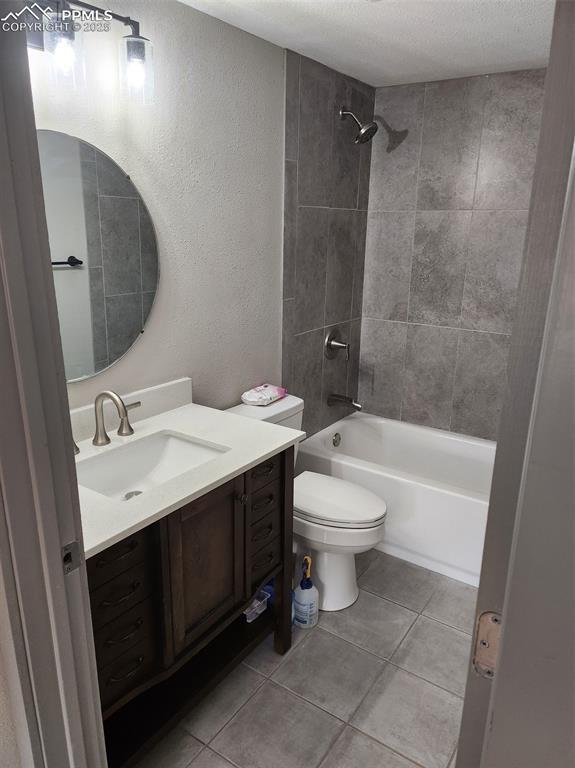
339,106,379,144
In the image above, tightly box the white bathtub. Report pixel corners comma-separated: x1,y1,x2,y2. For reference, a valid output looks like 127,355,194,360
296,413,496,586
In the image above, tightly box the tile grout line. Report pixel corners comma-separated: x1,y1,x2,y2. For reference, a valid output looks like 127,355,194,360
360,315,512,338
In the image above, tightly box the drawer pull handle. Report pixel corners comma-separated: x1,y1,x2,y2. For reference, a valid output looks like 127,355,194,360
104,618,144,646
100,581,141,608
252,463,275,479
253,495,274,513
107,656,145,684
253,524,273,544
96,540,139,568
253,551,274,569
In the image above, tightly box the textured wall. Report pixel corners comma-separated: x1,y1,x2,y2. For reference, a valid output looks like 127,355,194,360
30,0,284,410
360,70,545,440
282,51,374,435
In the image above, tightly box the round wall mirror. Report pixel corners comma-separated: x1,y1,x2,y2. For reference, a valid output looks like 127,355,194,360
37,130,159,382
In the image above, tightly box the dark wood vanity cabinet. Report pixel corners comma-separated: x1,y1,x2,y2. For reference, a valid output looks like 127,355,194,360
88,447,293,765
166,476,246,657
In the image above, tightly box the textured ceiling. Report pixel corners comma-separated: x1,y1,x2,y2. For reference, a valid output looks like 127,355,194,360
179,0,554,86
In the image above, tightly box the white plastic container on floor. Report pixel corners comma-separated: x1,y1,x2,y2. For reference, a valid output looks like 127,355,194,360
294,556,319,628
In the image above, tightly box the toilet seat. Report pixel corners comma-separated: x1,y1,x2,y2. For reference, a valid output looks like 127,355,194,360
294,471,387,530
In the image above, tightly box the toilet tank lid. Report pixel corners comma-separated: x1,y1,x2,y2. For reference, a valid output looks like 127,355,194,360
294,471,387,528
226,394,304,424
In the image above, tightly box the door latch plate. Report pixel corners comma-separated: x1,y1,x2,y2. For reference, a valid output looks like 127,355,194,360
473,611,502,679
62,541,82,575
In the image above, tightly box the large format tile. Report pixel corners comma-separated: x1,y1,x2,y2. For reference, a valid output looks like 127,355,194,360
409,211,471,326
461,210,527,334
283,159,297,300
325,210,365,326
182,664,264,744
401,324,459,430
191,749,235,768
243,626,308,678
352,666,463,768
96,151,139,198
363,212,414,322
417,77,485,210
358,319,407,419
475,69,545,210
272,628,384,721
298,56,334,206
294,206,329,333
282,298,296,391
89,267,107,364
139,200,158,294
331,73,362,210
392,616,472,697
423,578,478,635
285,50,300,162
105,293,143,361
100,196,141,295
320,589,417,659
320,726,418,768
212,681,342,768
351,216,367,319
291,328,324,435
359,553,442,612
80,160,102,267
347,318,362,399
451,330,510,440
369,84,425,212
136,727,202,768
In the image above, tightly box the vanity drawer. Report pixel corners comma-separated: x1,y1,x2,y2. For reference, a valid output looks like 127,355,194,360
87,529,150,591
250,479,281,525
94,599,154,668
250,536,281,588
90,562,154,631
99,635,158,711
249,454,281,492
250,507,281,554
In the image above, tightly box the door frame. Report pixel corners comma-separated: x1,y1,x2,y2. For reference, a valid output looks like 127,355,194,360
0,14,106,768
457,1,575,764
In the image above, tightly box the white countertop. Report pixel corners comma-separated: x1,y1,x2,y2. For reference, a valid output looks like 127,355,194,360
76,402,304,559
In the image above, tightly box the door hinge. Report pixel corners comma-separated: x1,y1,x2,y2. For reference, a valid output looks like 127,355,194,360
62,541,82,575
473,611,502,679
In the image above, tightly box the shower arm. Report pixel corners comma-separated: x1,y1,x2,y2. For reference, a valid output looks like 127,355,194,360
339,108,363,129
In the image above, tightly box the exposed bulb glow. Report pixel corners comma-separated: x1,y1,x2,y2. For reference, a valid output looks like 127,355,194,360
53,38,75,75
126,58,146,90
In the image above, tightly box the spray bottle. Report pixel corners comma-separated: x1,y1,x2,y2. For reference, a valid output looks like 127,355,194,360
294,555,319,628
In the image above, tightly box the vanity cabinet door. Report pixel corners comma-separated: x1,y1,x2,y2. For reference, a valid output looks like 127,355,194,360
167,476,245,657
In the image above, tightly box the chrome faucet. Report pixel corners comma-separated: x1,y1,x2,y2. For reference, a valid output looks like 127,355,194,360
327,393,362,412
92,391,141,446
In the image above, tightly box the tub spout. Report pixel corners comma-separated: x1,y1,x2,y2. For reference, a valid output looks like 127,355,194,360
327,393,362,412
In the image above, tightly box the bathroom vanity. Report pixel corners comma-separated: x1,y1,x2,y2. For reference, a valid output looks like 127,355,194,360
75,398,302,767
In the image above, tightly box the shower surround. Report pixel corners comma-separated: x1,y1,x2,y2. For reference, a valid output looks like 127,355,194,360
359,70,546,440
282,51,375,436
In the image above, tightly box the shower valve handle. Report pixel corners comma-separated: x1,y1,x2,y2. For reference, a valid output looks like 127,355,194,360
325,330,350,361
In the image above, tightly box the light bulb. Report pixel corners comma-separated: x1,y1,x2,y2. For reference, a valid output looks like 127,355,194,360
53,37,75,75
126,58,146,90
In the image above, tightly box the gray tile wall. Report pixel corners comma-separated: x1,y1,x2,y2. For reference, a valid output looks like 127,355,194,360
81,144,158,372
359,70,545,440
282,51,375,435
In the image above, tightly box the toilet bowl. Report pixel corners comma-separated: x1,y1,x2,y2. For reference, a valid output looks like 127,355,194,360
293,471,386,610
226,395,387,611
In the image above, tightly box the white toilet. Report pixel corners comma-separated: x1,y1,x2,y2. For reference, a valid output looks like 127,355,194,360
227,395,387,611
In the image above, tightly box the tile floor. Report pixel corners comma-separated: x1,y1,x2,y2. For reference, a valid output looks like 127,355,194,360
136,552,477,768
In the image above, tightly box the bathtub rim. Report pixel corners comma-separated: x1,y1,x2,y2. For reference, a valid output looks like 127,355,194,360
298,412,495,503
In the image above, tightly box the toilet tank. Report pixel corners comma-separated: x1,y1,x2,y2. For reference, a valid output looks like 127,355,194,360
226,395,304,430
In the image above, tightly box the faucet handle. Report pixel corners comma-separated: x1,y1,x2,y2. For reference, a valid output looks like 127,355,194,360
325,329,350,361
126,400,142,411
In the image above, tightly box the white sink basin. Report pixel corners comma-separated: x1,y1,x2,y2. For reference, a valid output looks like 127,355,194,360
76,430,230,500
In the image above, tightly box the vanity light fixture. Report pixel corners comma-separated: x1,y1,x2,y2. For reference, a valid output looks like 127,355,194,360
26,0,153,102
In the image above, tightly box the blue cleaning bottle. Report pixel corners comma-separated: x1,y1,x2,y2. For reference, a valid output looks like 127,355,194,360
294,555,319,628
